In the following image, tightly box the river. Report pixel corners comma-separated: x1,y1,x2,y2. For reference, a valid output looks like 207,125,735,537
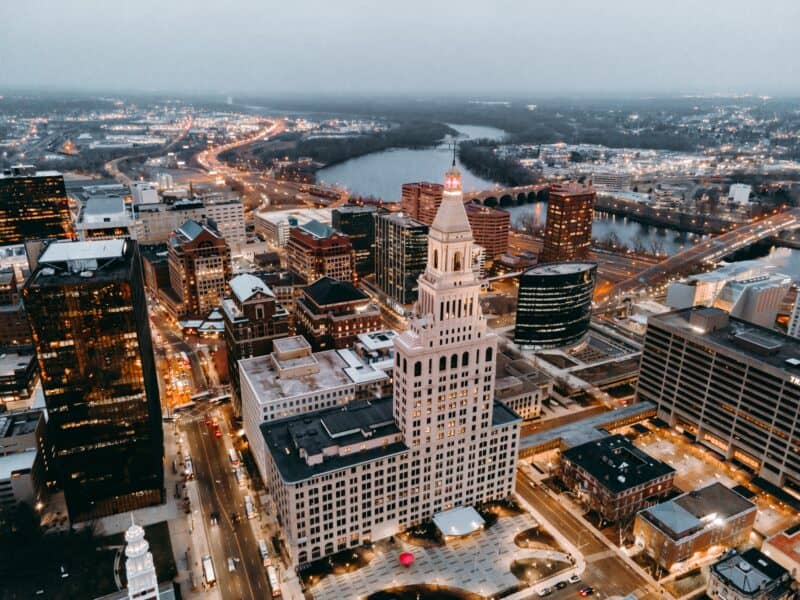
316,124,800,266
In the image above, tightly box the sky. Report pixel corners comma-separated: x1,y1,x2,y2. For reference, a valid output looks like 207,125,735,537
2,0,798,97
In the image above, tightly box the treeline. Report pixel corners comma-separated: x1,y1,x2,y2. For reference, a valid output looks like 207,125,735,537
252,121,455,167
458,139,540,187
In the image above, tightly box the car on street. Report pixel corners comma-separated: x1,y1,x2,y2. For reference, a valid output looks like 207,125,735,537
210,511,219,526
569,574,581,584
227,557,236,572
555,581,568,590
579,587,594,596
537,587,552,597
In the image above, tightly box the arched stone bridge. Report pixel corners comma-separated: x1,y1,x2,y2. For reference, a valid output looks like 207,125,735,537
464,183,549,207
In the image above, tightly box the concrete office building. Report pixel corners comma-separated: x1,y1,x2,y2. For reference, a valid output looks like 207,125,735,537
0,352,37,411
762,525,800,582
374,212,428,308
0,268,32,347
131,182,159,205
253,207,333,247
634,483,757,570
75,196,136,241
464,204,510,260
135,197,246,249
0,165,73,245
708,549,793,600
728,183,753,205
788,295,800,339
23,239,163,521
637,307,800,488
401,182,443,226
539,182,595,263
254,165,521,566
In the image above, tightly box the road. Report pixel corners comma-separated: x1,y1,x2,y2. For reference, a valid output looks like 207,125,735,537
105,115,194,185
184,409,270,600
596,208,800,307
516,473,659,600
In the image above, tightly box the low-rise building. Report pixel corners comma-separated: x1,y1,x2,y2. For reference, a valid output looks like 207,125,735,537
75,196,135,240
135,197,245,249
709,549,793,600
294,277,382,351
223,274,291,414
0,352,38,411
0,268,32,347
762,525,800,582
633,483,757,569
0,408,47,511
253,207,332,247
560,434,676,523
494,351,552,420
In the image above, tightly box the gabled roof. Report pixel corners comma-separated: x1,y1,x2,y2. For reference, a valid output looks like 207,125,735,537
230,273,275,303
304,276,366,306
177,219,206,241
299,219,335,239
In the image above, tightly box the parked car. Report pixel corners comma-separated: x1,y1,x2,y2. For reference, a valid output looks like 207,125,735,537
537,588,552,597
569,574,581,584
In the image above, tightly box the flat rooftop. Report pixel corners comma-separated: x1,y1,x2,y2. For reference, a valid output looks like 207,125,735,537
524,262,597,276
261,397,407,483
0,352,35,379
562,433,675,494
39,239,126,264
378,212,427,228
639,482,755,541
0,409,41,438
650,307,800,373
765,525,800,566
357,330,398,352
0,450,36,480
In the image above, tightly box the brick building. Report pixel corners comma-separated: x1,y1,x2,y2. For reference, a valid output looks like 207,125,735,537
287,220,355,284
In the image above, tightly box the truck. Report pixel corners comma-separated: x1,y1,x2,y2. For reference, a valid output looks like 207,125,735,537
202,555,216,587
266,565,281,597
244,495,256,520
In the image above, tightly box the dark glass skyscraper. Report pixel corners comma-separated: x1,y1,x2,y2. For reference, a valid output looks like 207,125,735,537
23,239,164,521
374,212,428,308
513,262,597,349
0,165,72,245
332,205,377,276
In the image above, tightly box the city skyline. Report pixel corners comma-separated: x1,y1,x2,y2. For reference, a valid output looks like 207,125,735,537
2,0,799,96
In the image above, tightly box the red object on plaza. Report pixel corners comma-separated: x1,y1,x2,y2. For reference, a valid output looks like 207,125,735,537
399,552,414,567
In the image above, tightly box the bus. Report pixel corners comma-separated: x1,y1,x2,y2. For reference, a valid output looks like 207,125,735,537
266,565,281,597
244,495,256,520
202,555,216,587
172,401,196,414
210,394,231,405
258,539,270,566
228,448,240,467
184,456,194,480
191,390,211,402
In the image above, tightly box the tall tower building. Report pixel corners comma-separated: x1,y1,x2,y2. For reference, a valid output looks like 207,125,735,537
124,518,160,600
401,182,444,225
540,182,595,263
0,165,73,245
23,239,164,521
331,205,377,276
393,162,519,513
374,213,428,308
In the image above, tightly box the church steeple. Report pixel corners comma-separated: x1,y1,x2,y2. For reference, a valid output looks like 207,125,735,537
124,517,160,600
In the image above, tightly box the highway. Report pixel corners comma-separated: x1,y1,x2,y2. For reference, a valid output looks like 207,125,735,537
596,208,800,307
516,473,659,600
183,407,270,600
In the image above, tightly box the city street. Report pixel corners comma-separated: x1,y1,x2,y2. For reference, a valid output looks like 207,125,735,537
182,409,270,599
516,473,660,600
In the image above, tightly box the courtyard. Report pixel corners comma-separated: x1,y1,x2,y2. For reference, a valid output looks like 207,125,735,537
308,511,575,600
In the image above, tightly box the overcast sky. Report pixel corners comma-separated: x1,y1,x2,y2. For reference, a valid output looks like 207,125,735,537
2,0,798,97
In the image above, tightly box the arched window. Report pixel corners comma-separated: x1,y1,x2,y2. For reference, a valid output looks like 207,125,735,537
462,351,469,367
414,361,422,377
453,251,462,271
433,249,438,269
439,356,446,371
485,347,493,363
450,354,458,369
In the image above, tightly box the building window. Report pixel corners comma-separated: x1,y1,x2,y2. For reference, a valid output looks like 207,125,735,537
453,252,462,271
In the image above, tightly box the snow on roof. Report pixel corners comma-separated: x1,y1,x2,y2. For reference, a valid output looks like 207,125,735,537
0,450,36,480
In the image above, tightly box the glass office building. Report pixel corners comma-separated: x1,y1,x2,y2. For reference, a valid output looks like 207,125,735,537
0,165,72,245
513,262,597,349
332,205,377,276
24,239,163,521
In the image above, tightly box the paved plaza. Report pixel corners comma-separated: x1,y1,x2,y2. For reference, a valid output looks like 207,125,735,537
310,513,573,599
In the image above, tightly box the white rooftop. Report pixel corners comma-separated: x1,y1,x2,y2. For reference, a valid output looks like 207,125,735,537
0,449,36,480
357,330,398,352
230,273,274,303
433,505,485,537
39,239,126,264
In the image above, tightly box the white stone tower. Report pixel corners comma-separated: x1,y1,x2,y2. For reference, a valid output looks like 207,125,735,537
393,160,515,522
124,516,160,600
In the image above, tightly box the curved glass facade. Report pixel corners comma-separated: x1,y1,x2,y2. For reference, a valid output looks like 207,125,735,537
513,262,597,349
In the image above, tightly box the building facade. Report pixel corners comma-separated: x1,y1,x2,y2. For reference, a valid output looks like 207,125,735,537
166,220,232,318
513,262,597,349
539,182,595,263
560,435,675,523
374,213,428,308
256,165,521,566
633,483,757,570
287,220,355,284
23,239,164,521
0,268,33,346
637,307,800,488
294,277,382,351
0,165,73,245
332,206,377,277
135,197,245,248
223,273,291,414
464,204,510,260
401,182,443,226
708,549,793,600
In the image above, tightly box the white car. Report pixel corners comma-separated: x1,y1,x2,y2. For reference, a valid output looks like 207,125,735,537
537,587,552,597
569,574,581,584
